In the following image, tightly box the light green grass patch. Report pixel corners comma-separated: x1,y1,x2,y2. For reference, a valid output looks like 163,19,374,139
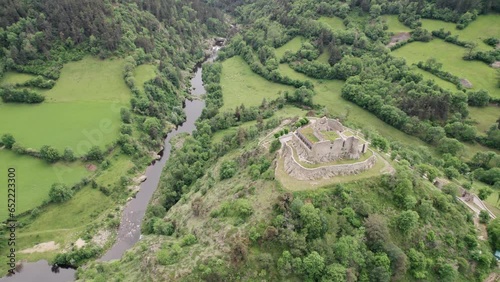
0,56,131,152
220,56,294,111
318,16,345,30
411,67,458,92
278,64,311,81
0,72,37,86
43,57,130,103
134,64,157,91
275,36,305,60
0,101,123,153
0,150,89,220
299,126,319,143
421,15,500,50
316,51,330,64
0,185,113,271
469,105,499,134
382,15,411,33
392,39,500,98
95,154,134,187
321,130,339,141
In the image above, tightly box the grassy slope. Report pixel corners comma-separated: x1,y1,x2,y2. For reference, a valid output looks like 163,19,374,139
0,72,37,85
469,105,499,134
0,185,112,272
0,57,132,152
421,15,500,50
220,56,294,111
382,15,412,33
275,36,305,59
0,150,89,220
317,16,345,30
134,64,157,90
392,39,500,98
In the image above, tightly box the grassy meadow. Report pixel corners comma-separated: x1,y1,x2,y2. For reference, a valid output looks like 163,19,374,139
421,15,500,50
220,56,294,111
275,36,305,59
469,105,499,134
0,185,113,271
382,15,412,33
318,16,345,30
0,150,89,220
0,57,142,153
134,64,157,90
392,39,500,98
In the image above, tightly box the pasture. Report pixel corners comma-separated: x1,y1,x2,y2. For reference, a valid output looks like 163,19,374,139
318,16,345,30
275,36,305,59
0,57,134,153
220,56,294,111
0,150,89,220
134,64,157,90
421,15,500,50
382,15,412,33
392,39,500,98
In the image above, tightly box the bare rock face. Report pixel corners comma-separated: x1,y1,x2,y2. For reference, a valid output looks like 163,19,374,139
491,61,500,68
460,78,473,88
386,32,411,48
134,175,147,184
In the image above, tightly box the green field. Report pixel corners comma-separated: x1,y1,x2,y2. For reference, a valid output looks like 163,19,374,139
469,105,499,134
134,64,157,90
0,57,132,153
421,15,500,50
0,150,89,220
275,36,305,59
318,16,345,30
382,15,412,33
220,56,294,111
392,39,500,98
316,51,330,64
0,185,112,271
411,67,458,92
0,72,37,86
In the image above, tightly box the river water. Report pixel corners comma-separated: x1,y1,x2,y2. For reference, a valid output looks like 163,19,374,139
0,46,219,282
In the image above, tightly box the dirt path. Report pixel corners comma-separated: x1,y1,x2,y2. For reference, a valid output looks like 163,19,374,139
19,241,60,254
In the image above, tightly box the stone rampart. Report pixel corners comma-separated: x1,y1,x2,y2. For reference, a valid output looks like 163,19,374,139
282,142,376,180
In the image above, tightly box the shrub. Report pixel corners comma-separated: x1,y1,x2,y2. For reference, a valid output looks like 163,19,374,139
40,145,60,163
181,234,197,246
219,160,237,180
63,148,77,162
270,139,281,153
484,37,499,47
49,183,74,203
86,146,104,162
0,87,45,103
1,134,15,149
480,210,490,224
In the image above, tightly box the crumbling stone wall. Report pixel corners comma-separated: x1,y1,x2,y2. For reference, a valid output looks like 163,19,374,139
282,142,376,180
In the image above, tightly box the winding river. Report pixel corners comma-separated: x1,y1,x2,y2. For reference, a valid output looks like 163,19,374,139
0,45,219,282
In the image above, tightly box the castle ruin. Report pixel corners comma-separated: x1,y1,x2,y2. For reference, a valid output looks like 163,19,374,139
292,117,368,164
279,117,376,181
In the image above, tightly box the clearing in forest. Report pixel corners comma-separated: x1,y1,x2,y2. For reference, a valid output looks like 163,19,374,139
318,16,345,30
275,36,305,60
220,56,294,111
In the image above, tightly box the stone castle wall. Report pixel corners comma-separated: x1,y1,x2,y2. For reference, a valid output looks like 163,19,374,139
282,142,376,181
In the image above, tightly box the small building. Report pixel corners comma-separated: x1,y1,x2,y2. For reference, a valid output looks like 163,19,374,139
292,117,369,164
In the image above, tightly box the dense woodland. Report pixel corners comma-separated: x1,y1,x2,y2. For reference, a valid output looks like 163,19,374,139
2,0,500,281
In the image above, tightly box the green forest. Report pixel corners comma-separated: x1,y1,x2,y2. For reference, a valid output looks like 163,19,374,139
1,0,500,281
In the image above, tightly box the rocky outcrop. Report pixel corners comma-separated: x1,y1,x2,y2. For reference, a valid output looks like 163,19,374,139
282,142,376,181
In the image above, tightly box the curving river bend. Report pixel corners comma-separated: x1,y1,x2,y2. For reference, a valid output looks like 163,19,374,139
0,45,219,282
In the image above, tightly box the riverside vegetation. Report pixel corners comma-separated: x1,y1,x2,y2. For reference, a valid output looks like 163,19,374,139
2,0,500,281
